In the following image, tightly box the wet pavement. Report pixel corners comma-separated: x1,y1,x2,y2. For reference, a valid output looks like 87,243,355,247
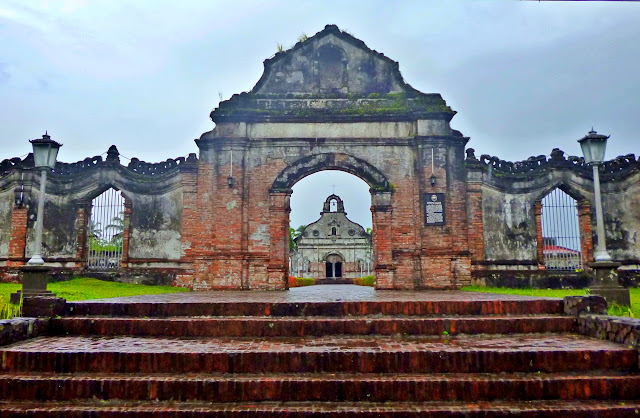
82,284,558,303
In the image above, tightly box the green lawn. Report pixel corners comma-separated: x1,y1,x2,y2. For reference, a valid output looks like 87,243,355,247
462,286,639,317
0,277,189,319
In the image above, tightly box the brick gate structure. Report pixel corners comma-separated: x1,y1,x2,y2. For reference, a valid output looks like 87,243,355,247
1,25,639,290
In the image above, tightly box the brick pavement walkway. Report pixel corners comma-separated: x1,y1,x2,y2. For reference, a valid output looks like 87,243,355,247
83,284,556,303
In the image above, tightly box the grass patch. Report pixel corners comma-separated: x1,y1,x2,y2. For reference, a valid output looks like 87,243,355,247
0,277,189,318
47,277,189,301
462,286,639,317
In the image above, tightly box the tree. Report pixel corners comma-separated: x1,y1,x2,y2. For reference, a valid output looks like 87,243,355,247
105,212,125,246
289,225,306,251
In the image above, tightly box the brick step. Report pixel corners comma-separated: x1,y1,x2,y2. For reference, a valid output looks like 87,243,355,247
2,400,640,417
2,334,635,374
1,372,639,402
66,298,564,317
51,315,575,337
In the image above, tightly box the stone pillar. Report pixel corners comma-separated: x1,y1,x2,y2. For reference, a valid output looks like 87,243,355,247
73,204,89,268
534,200,545,269
267,191,291,290
176,159,198,286
466,181,484,264
371,191,393,289
7,206,28,267
578,200,594,266
119,197,132,268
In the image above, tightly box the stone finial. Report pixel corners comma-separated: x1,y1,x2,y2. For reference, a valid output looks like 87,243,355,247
106,145,120,164
465,148,477,161
550,148,566,162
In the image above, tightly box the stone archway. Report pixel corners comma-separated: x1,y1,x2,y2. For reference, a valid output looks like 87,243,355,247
185,25,471,291
268,152,394,290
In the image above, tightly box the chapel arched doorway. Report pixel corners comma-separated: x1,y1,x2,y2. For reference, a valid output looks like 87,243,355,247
325,253,344,278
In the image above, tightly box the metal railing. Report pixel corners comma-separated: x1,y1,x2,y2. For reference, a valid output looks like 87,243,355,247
541,188,583,271
87,188,124,270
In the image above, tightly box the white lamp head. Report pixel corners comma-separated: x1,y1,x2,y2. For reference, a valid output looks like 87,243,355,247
578,129,609,164
30,132,62,169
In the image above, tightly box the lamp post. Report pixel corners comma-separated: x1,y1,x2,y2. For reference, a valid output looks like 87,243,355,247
578,129,630,306
578,129,611,262
27,132,62,265
10,133,64,315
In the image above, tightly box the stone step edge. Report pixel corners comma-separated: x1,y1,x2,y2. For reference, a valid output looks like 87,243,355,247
2,372,639,402
66,299,564,317
1,371,635,379
51,315,575,337
55,314,573,320
3,348,636,374
1,400,639,415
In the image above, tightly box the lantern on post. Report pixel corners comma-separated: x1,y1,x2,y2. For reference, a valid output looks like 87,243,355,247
578,129,630,306
27,132,62,265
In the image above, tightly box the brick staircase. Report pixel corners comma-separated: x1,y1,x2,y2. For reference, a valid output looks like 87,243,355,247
1,288,639,416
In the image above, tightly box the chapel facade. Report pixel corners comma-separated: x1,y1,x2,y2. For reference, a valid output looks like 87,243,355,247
290,195,372,280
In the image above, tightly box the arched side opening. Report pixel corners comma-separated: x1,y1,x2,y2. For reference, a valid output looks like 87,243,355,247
277,155,386,288
87,188,125,270
540,188,583,271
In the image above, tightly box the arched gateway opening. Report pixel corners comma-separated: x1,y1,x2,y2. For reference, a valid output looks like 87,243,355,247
271,153,392,289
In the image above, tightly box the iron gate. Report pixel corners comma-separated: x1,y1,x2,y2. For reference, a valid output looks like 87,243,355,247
87,188,124,269
541,188,583,271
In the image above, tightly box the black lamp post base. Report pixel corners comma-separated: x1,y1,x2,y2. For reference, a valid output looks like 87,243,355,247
589,261,631,307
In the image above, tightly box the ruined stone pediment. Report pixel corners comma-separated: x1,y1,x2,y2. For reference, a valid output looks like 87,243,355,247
211,25,455,124
253,24,411,96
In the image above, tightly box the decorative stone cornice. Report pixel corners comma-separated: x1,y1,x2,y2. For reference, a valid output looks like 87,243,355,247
0,147,198,180
465,148,639,181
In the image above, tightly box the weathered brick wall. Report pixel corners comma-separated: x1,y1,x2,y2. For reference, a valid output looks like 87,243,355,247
0,188,12,258
481,188,538,263
601,174,640,262
0,149,196,282
182,129,472,290
128,190,183,260
26,193,79,262
467,148,640,279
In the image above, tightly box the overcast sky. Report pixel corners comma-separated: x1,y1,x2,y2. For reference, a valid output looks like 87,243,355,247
1,1,639,229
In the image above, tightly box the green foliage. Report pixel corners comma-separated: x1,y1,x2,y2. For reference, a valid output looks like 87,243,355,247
277,43,284,53
298,33,308,43
462,286,639,317
353,275,374,287
295,277,315,287
365,227,373,236
0,294,21,320
609,303,635,318
89,212,125,253
289,225,306,251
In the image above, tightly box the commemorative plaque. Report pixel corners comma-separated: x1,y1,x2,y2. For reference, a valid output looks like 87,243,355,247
424,193,445,226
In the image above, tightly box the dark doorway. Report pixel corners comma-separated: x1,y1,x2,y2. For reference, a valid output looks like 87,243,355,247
325,254,344,279
335,262,342,278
